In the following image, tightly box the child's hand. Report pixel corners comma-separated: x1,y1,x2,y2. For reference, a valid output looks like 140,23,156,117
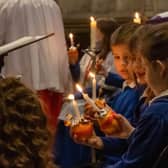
95,58,107,75
68,47,79,64
95,58,103,72
71,131,104,150
84,99,107,120
107,114,135,139
84,103,99,120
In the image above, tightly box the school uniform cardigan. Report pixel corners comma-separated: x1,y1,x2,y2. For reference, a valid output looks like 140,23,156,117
104,93,168,168
101,86,147,165
100,84,145,164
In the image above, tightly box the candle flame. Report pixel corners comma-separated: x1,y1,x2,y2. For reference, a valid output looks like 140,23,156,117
69,33,73,39
133,12,141,24
68,94,74,100
90,16,95,22
89,72,95,78
76,84,83,93
134,12,140,19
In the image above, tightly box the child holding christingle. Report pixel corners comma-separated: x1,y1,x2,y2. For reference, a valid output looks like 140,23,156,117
72,23,148,167
54,23,144,168
54,18,120,168
73,23,168,168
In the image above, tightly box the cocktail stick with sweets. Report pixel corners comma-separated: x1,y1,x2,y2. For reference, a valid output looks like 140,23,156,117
63,93,94,141
84,98,121,136
64,115,94,141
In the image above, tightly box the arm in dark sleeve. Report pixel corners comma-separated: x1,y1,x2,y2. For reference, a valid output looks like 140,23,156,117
69,63,80,82
105,72,124,88
104,113,166,168
101,137,128,155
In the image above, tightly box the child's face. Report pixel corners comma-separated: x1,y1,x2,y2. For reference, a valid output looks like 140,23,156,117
141,57,165,95
131,53,146,85
112,44,133,81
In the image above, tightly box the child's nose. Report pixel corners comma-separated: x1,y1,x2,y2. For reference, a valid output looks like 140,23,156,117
121,59,128,65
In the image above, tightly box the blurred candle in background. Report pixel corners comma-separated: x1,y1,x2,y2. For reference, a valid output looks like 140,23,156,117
68,94,80,120
133,12,141,24
69,33,74,47
90,16,96,49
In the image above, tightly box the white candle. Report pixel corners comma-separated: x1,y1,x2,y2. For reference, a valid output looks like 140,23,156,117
69,33,74,47
68,94,80,120
133,12,141,24
76,84,99,111
75,84,97,163
90,16,97,49
89,72,96,100
83,93,99,111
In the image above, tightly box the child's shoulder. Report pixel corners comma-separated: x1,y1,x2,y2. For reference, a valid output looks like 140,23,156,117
144,96,168,119
122,84,145,97
150,95,168,108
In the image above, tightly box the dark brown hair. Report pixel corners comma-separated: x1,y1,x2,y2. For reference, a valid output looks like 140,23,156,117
0,77,55,168
133,23,168,61
111,23,140,47
96,18,119,60
129,25,156,102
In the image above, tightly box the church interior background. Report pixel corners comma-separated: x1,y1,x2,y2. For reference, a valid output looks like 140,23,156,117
58,0,168,58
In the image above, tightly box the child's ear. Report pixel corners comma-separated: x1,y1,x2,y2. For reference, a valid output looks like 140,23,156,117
156,60,167,77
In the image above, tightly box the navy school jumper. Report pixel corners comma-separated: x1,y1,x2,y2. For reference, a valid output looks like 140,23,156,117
103,95,168,168
101,86,147,165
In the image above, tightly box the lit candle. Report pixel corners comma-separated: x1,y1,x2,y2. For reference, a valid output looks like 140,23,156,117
133,12,141,24
68,94,81,120
69,33,74,47
76,84,100,111
89,72,96,100
90,16,97,49
75,84,98,163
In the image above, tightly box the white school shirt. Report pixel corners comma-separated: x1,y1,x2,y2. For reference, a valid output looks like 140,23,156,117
149,89,168,105
0,0,71,92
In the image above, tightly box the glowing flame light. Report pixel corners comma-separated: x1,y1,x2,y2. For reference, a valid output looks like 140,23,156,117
68,94,74,100
135,12,140,19
69,33,74,46
90,16,95,22
76,84,83,93
89,72,95,78
69,33,73,39
133,12,141,24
